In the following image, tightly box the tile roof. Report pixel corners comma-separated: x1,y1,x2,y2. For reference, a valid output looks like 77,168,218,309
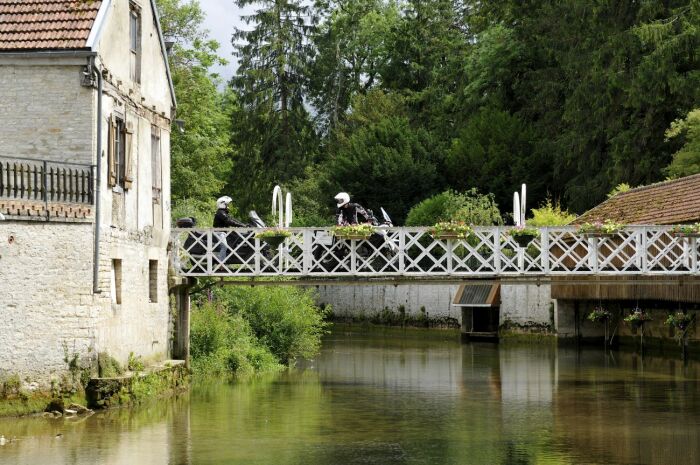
574,173,700,225
0,0,101,51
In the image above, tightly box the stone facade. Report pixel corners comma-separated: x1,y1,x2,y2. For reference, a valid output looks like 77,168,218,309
316,283,554,329
0,0,175,385
315,284,463,324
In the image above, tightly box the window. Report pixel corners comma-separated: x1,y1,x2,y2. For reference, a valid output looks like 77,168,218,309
151,126,161,201
108,115,134,189
111,259,122,305
115,118,126,186
149,260,158,303
130,4,141,83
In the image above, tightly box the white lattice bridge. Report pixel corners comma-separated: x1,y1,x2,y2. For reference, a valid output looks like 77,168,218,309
170,226,700,281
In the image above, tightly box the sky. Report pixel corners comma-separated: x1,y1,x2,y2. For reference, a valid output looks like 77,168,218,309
198,0,253,83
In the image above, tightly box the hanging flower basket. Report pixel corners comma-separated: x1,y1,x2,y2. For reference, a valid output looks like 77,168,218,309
623,308,652,328
577,220,623,238
587,307,612,324
670,224,700,238
254,228,291,247
428,221,473,240
333,224,375,240
508,226,540,248
665,312,694,331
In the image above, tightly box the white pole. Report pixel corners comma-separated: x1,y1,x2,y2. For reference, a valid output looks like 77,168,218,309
521,184,527,227
513,192,521,227
285,192,293,228
272,185,283,228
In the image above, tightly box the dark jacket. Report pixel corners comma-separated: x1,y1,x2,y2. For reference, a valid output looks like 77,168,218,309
213,208,247,228
336,202,373,226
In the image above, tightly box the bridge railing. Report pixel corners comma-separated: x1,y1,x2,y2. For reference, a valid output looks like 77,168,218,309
170,226,700,278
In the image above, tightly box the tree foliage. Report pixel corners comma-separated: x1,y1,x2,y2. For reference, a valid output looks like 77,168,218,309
156,0,233,216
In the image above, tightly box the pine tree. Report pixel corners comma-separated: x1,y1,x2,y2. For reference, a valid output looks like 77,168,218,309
230,0,318,210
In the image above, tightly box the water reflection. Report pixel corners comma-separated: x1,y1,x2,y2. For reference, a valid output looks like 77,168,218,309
1,328,699,465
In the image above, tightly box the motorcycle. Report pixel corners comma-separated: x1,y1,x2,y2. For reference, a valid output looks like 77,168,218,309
312,207,398,271
176,211,269,272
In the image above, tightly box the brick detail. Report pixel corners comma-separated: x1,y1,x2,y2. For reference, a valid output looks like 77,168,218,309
0,199,93,219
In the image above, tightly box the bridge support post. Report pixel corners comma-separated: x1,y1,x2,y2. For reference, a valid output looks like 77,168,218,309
173,279,194,368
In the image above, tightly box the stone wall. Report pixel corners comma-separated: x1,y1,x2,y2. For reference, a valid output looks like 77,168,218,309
0,221,172,386
315,283,554,329
500,284,554,331
315,284,462,323
0,64,93,164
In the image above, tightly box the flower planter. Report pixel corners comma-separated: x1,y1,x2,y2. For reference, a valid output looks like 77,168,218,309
512,235,537,248
583,232,618,238
672,232,700,238
434,233,467,240
259,235,287,248
336,235,371,241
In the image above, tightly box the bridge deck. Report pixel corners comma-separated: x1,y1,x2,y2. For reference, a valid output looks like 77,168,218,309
171,226,700,279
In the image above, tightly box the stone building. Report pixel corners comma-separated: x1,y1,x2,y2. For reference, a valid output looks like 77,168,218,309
0,0,176,384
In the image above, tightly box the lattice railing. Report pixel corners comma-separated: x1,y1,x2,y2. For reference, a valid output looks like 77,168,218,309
171,226,700,278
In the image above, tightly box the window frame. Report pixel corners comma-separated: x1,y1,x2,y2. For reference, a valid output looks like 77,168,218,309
129,3,142,84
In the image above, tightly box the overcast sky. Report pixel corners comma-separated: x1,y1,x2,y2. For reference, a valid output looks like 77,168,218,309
198,0,253,83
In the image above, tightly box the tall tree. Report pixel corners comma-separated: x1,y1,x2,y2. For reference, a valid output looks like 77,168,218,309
156,0,233,216
308,0,398,135
230,0,318,210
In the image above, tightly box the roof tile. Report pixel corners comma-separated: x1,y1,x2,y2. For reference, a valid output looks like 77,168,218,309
0,0,101,51
574,174,700,225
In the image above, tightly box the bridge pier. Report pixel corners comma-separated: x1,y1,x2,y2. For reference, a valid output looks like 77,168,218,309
170,277,196,367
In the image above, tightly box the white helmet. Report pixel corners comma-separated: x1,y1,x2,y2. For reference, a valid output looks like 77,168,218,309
335,192,350,208
216,196,233,209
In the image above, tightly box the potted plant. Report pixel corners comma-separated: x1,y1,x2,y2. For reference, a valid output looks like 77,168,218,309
623,308,652,329
665,311,695,360
587,306,612,323
507,225,540,248
254,227,291,247
669,223,700,238
428,221,473,240
577,219,623,237
587,306,613,349
333,224,375,240
665,311,694,331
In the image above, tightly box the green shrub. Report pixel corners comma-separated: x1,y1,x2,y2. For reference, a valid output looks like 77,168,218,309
214,286,330,365
527,199,577,226
98,352,123,378
406,189,501,226
190,303,282,377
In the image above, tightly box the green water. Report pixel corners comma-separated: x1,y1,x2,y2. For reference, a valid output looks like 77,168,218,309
1,327,699,465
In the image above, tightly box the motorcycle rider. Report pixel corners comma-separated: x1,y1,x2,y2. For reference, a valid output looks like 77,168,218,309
213,196,247,228
213,196,247,265
335,192,373,226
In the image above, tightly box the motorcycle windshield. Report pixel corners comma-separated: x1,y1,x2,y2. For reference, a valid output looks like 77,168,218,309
248,211,266,228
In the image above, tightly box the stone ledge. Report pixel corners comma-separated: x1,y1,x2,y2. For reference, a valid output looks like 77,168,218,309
85,360,188,409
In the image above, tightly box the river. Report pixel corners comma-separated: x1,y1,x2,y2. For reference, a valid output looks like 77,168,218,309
1,326,699,465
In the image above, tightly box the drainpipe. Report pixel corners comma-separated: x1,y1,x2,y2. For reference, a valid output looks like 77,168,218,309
91,57,103,294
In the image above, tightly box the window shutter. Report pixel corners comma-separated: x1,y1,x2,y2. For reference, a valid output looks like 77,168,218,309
124,121,135,189
108,116,117,187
